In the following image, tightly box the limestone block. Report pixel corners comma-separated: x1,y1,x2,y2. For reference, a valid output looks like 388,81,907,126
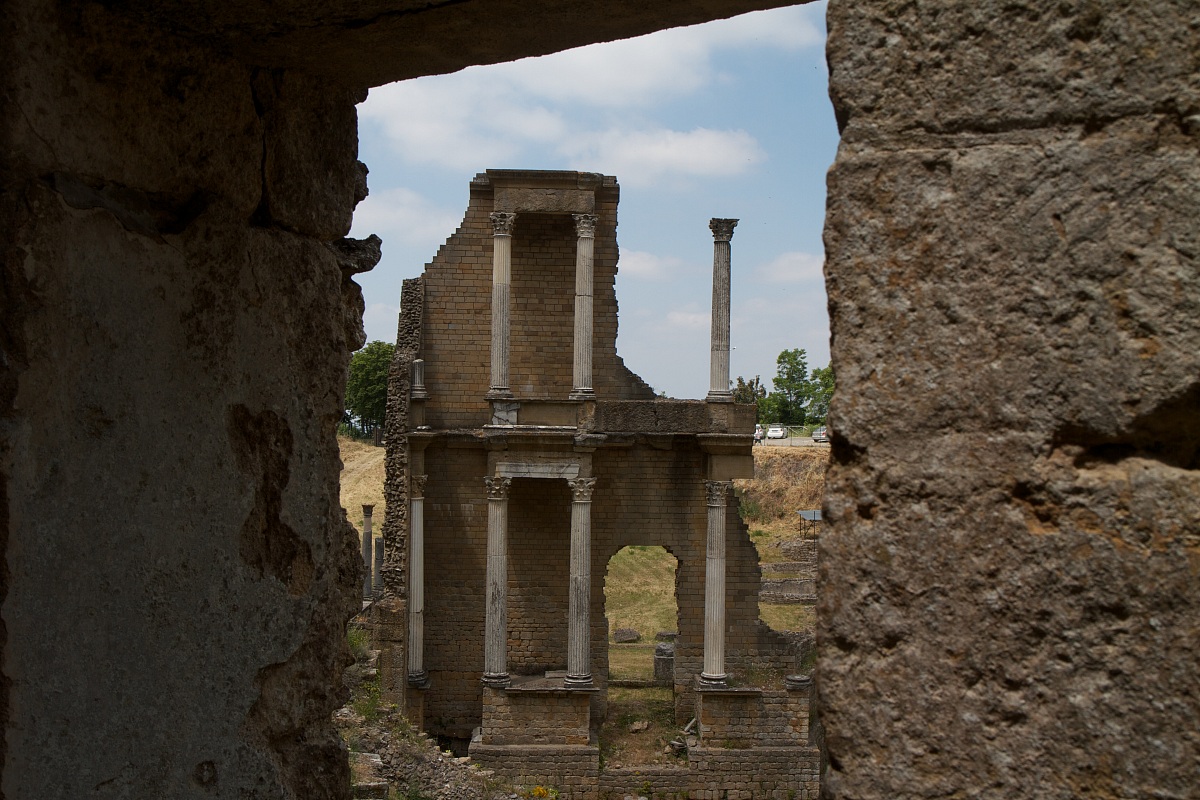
829,0,1200,140
820,2,1200,798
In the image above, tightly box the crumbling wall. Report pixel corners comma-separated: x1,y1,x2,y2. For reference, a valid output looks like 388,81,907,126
1,2,366,797
819,1,1200,797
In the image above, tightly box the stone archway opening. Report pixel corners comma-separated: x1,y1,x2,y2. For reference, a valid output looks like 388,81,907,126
599,545,683,771
603,545,681,684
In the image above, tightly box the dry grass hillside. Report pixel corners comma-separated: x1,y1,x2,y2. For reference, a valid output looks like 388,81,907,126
339,436,387,533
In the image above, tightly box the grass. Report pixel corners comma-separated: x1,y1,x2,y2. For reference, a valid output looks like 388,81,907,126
603,545,679,639
598,686,679,769
736,447,827,527
608,643,657,681
339,435,387,532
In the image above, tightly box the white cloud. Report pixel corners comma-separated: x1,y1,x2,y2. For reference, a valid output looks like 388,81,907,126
491,4,824,107
357,4,821,172
618,250,686,280
755,251,825,284
350,188,463,247
562,128,765,186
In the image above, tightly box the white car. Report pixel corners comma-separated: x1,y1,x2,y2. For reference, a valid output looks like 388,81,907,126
766,424,787,439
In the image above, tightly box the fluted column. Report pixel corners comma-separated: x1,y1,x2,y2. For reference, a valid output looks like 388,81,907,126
566,477,597,687
361,504,375,598
707,218,738,402
701,480,732,687
407,475,429,687
487,212,516,399
482,476,512,687
570,214,597,400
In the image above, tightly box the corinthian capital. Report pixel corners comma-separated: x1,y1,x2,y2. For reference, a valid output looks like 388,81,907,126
484,476,512,500
490,211,517,236
709,218,738,243
705,480,732,506
567,477,597,502
572,213,598,239
411,474,428,497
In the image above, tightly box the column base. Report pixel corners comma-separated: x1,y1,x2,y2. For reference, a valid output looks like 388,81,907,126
568,389,595,400
564,673,594,688
485,388,513,400
481,672,511,688
698,672,728,688
407,670,431,689
705,391,734,403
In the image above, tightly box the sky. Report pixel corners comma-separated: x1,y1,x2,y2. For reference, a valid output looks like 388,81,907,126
350,1,838,400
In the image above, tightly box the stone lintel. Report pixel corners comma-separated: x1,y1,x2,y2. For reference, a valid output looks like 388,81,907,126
493,187,595,215
496,461,581,479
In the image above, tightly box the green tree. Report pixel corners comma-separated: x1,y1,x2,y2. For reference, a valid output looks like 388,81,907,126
806,364,835,426
770,348,811,425
732,375,767,406
345,340,395,433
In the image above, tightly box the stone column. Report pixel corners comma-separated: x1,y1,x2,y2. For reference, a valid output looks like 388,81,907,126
407,474,429,687
411,358,428,429
570,214,598,399
487,212,516,399
482,476,512,687
566,477,597,687
373,537,383,597
701,480,732,686
361,504,375,598
707,218,738,402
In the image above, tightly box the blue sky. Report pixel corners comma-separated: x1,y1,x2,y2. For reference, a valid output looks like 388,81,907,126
350,2,837,399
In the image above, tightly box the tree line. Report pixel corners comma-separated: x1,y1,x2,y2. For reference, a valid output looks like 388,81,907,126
734,348,833,426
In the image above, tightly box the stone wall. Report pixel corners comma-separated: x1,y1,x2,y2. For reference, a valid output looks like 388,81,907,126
1,2,370,796
819,1,1200,797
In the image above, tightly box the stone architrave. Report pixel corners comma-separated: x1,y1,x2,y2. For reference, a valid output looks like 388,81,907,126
487,212,516,399
407,474,429,686
706,218,737,403
361,504,375,598
482,476,512,686
570,214,598,400
701,480,732,686
565,477,597,686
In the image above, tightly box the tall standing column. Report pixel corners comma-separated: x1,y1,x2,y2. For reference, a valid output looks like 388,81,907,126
566,477,597,687
701,480,732,687
570,214,598,399
482,476,512,687
707,218,738,402
407,475,429,687
487,212,516,399
361,504,375,599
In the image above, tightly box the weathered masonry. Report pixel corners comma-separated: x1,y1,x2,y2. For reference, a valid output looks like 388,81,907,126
3,1,1196,799
375,170,819,798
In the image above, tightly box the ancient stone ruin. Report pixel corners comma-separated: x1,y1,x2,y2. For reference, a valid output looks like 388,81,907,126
373,169,819,798
3,1,1196,799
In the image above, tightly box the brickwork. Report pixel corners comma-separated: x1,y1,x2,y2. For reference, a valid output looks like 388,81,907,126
598,767,689,799
383,170,814,795
687,747,821,800
468,743,600,799
480,685,593,746
696,685,813,749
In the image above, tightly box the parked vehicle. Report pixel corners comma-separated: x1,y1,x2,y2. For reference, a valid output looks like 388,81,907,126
812,426,829,443
766,424,787,439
